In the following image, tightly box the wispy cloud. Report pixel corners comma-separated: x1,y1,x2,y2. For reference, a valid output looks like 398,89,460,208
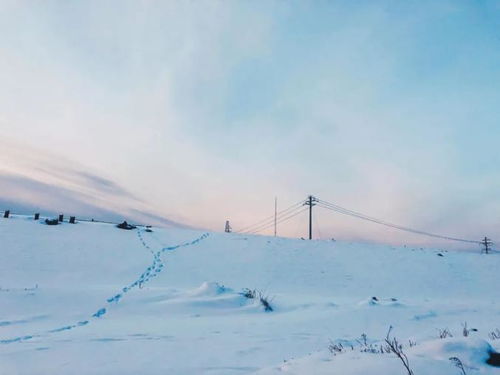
0,139,183,226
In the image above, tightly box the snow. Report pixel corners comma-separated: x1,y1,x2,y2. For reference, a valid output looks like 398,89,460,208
254,338,497,375
0,215,499,374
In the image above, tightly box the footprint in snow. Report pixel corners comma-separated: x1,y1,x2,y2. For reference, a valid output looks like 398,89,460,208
107,294,122,303
93,308,107,318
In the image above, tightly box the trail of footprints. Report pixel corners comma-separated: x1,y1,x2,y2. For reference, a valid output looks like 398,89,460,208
0,230,210,344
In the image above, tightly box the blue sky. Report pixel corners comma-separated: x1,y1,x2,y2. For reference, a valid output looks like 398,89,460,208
1,0,499,246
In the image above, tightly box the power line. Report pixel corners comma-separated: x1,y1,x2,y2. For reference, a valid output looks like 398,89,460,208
316,198,480,244
232,195,486,245
313,210,322,240
236,200,305,233
243,206,307,235
274,197,277,237
245,207,309,235
317,199,479,244
236,200,306,233
246,207,308,235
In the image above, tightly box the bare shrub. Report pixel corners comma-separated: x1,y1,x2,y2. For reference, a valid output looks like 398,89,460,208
449,357,467,375
240,288,257,299
489,329,500,340
462,322,477,337
258,291,273,312
438,328,453,339
356,333,379,353
385,326,414,375
328,340,345,355
357,333,368,347
240,289,273,311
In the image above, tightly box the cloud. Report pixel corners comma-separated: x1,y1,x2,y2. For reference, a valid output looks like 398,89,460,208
0,173,126,222
0,139,184,227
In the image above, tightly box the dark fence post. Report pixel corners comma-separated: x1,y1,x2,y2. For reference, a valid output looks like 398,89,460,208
3,210,10,218
69,216,76,224
34,213,40,220
58,214,64,222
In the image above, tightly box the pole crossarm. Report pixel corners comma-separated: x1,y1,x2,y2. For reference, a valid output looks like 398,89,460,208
303,195,318,240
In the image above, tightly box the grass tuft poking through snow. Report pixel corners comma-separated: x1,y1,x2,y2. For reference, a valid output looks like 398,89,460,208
384,326,415,375
462,322,478,337
240,288,257,299
488,329,500,340
259,292,273,312
449,357,467,375
240,288,274,312
439,328,453,339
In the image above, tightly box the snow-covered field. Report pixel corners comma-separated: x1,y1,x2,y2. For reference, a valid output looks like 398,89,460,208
0,215,499,374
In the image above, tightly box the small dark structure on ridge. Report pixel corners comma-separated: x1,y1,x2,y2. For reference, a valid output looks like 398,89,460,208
117,221,136,230
45,218,59,225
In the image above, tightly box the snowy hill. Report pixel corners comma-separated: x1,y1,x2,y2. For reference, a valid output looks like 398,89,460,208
0,215,499,375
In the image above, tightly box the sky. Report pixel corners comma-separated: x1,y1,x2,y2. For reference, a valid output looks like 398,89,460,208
1,0,500,247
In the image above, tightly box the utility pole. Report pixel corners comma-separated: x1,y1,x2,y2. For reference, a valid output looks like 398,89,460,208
481,236,492,254
274,197,277,237
304,195,317,240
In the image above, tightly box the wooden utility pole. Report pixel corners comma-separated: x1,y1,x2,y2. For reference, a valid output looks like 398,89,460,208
274,197,277,237
304,195,317,240
481,236,492,254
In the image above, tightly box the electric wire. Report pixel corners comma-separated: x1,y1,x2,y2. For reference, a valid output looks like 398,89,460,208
242,205,307,234
236,200,306,233
317,199,479,244
313,212,322,240
245,207,309,235
246,207,308,235
236,200,305,233
316,198,480,244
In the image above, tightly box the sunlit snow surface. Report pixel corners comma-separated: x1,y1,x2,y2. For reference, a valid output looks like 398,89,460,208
0,216,499,374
